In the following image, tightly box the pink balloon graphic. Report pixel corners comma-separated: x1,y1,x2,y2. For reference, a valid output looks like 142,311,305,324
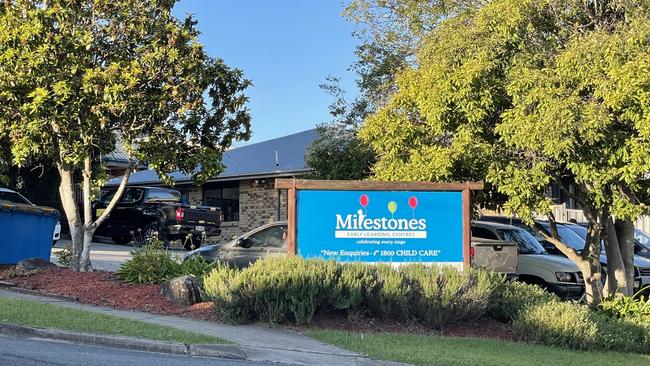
359,194,369,208
408,196,418,209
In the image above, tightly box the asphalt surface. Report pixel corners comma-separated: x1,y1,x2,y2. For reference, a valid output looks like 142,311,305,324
0,335,285,366
51,240,186,272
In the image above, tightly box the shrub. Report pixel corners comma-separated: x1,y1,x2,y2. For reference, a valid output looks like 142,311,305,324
366,265,415,320
513,300,650,353
57,244,73,268
116,241,181,284
203,263,251,323
402,265,500,328
325,262,375,312
241,257,337,324
487,280,557,322
204,258,339,324
592,313,650,353
202,257,505,327
599,296,650,325
180,255,215,279
513,300,599,350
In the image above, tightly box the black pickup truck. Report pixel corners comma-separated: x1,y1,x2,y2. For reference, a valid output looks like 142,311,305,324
93,187,222,250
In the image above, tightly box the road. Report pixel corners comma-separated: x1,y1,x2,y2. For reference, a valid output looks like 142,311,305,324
51,239,187,272
0,335,285,366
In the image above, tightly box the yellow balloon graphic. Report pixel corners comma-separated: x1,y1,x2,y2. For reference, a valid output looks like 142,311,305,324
387,201,397,214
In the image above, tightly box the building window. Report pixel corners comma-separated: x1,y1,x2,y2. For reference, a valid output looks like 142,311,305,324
204,182,239,222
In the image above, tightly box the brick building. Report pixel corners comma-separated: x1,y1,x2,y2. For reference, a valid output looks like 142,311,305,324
106,129,318,241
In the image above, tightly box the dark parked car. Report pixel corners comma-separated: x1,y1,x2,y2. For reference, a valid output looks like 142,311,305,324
183,221,288,268
94,187,222,250
635,229,650,257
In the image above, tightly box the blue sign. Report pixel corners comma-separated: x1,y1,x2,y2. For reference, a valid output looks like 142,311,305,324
296,190,464,263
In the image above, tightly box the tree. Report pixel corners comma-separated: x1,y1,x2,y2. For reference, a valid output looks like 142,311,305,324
342,0,482,110
306,77,375,180
0,1,251,271
359,0,650,303
306,1,447,181
306,123,376,181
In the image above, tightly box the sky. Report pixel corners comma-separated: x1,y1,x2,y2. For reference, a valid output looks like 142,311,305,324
172,1,360,145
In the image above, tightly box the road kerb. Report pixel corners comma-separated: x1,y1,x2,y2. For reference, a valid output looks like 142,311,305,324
0,323,246,360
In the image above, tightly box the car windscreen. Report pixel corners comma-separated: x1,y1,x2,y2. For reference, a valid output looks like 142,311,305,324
100,188,144,203
145,189,181,203
635,229,650,250
564,224,587,240
539,223,585,251
496,228,546,254
0,191,32,205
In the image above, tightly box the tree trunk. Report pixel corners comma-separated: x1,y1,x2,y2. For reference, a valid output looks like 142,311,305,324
79,156,94,272
604,217,629,298
616,219,636,296
79,230,94,272
56,162,83,272
57,152,132,272
539,218,603,305
580,220,603,305
577,260,602,305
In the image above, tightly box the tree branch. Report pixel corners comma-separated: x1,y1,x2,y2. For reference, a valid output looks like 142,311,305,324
91,163,132,230
534,215,584,263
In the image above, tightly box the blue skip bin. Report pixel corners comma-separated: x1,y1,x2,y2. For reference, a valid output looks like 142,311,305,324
0,203,60,265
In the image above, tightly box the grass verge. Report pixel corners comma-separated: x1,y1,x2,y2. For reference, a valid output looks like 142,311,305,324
0,297,225,344
307,330,649,366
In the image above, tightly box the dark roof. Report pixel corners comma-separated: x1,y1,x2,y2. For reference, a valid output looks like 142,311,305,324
101,138,146,169
107,129,318,186
102,138,132,166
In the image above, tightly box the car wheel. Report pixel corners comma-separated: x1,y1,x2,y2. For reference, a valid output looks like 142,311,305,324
184,234,202,251
111,235,131,245
135,225,159,246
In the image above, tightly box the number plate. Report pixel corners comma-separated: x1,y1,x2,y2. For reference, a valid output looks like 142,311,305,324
195,226,205,231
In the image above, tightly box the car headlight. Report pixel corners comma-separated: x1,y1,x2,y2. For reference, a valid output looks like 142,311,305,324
555,272,575,283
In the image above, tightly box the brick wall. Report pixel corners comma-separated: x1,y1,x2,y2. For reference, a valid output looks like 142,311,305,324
238,179,286,232
200,179,288,243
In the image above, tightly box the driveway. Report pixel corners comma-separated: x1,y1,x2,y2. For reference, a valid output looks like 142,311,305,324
51,239,186,272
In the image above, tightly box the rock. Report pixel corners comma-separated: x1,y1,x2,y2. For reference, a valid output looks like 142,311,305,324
160,275,202,307
15,258,57,275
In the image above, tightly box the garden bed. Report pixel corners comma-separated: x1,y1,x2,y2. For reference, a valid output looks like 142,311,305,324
0,264,514,341
0,266,217,321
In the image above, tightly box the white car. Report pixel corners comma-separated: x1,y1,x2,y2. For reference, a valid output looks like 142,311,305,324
53,220,61,245
472,221,585,300
0,187,60,245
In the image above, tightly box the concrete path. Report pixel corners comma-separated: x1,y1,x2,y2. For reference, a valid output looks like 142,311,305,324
0,289,407,366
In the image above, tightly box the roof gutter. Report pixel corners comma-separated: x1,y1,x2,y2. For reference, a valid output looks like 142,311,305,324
104,169,313,187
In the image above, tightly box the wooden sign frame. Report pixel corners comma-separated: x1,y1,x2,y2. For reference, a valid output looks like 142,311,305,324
275,179,484,268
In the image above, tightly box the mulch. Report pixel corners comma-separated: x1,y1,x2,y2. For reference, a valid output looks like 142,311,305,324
0,264,514,341
290,312,515,342
0,265,216,321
